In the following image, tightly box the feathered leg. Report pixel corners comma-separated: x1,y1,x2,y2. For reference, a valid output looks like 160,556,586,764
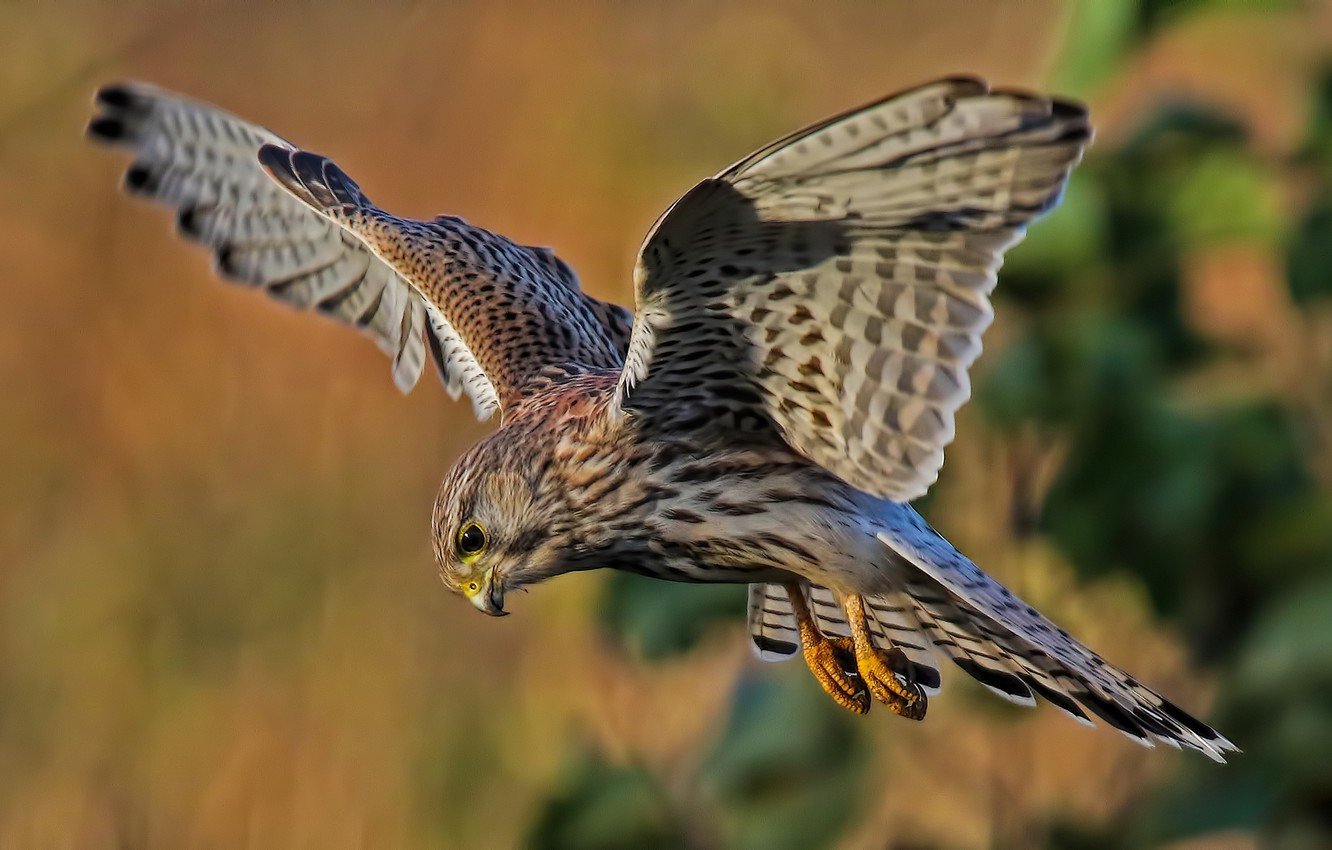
842,593,927,720
785,583,870,715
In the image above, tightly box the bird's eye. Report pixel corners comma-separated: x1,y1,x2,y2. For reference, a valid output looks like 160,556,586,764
457,521,488,559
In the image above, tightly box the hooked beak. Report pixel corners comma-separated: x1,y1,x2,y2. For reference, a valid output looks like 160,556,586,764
468,571,508,617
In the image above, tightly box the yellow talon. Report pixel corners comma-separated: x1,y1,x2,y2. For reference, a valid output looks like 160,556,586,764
843,594,928,721
803,634,871,715
785,584,871,714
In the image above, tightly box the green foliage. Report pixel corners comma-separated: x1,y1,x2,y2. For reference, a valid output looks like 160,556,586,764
979,6,1332,841
526,670,868,850
1135,0,1299,38
1288,69,1332,304
1286,193,1332,303
598,572,746,660
1001,173,1109,308
1052,0,1138,96
701,673,867,850
527,759,691,850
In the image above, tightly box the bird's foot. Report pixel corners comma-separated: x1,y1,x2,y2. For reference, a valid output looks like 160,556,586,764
802,634,871,715
855,645,927,721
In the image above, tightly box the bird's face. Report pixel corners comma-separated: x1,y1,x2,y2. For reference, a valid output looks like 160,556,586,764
432,445,564,616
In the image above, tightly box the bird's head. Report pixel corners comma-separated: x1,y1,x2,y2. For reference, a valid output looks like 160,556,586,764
431,434,568,616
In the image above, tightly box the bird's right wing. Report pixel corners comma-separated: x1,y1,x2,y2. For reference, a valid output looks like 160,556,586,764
88,83,632,419
616,78,1089,501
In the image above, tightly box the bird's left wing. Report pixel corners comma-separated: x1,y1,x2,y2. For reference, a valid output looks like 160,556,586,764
616,78,1089,501
89,83,632,419
255,147,630,415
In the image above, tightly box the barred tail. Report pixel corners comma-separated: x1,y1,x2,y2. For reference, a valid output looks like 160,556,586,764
876,514,1238,762
748,582,941,694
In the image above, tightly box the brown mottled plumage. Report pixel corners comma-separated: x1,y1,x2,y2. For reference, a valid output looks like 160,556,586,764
89,77,1237,760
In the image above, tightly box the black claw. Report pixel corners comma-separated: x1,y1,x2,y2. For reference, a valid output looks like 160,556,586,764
852,689,872,714
903,691,928,721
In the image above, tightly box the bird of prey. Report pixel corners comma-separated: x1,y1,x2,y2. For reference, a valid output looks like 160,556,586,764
88,76,1236,761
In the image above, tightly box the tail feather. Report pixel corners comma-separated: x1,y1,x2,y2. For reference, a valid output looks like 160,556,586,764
876,514,1237,762
746,582,942,695
814,584,942,694
897,584,1039,707
747,582,801,661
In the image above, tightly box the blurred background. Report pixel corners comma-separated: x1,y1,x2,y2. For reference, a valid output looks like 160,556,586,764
3,0,1332,847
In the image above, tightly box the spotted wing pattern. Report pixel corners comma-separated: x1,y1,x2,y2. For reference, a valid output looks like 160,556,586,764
89,83,632,416
257,147,629,412
618,78,1090,501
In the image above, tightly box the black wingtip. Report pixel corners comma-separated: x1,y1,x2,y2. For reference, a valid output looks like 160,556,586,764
216,243,241,278
1158,698,1233,749
95,84,135,109
1051,97,1094,144
295,151,345,208
1051,97,1089,121
953,658,1034,702
89,83,154,147
93,83,155,118
176,206,203,240
86,116,125,141
124,164,155,193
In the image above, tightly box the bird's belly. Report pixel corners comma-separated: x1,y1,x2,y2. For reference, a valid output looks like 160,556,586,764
636,502,883,589
621,554,798,585
630,443,894,590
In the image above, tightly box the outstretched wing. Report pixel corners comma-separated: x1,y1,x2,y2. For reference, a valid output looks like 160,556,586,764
89,83,631,418
255,147,629,413
617,78,1090,501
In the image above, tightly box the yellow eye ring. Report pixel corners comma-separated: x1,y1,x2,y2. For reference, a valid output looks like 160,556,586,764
466,581,479,594
457,521,488,560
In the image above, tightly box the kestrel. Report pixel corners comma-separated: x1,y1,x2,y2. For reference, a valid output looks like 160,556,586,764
89,77,1236,760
